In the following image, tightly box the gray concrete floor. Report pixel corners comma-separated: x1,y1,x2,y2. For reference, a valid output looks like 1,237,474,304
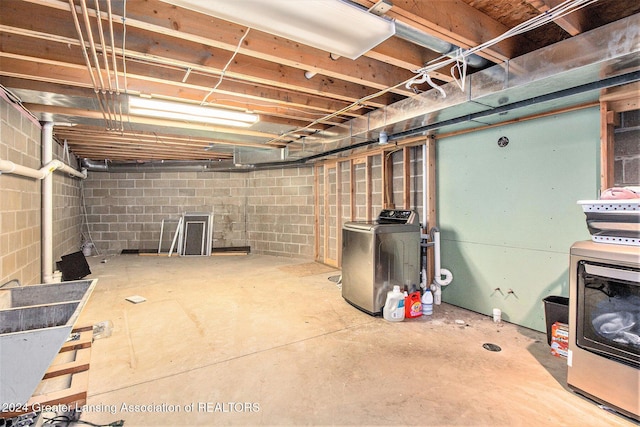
73,254,635,426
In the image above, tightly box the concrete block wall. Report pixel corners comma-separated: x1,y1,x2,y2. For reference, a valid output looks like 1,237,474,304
82,171,249,255
1,96,83,285
389,146,425,223
245,167,315,259
614,109,640,186
371,156,382,218
53,151,83,263
327,167,338,261
82,166,316,259
347,156,383,221
1,98,41,286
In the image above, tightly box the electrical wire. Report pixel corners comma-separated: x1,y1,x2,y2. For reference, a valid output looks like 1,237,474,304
80,179,101,256
408,0,600,88
265,0,600,145
201,28,251,105
42,413,124,426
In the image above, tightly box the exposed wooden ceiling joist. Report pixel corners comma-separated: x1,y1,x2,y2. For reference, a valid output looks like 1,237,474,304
0,0,637,163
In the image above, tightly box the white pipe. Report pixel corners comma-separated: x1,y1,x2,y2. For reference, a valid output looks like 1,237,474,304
420,143,429,291
42,122,54,284
0,159,87,180
1,123,86,284
432,230,453,288
0,159,45,179
49,159,88,179
422,140,454,296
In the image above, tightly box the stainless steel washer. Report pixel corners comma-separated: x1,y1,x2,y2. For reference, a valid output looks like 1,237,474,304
341,210,421,315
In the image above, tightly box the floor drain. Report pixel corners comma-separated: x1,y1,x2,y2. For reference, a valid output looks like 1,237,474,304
483,343,502,352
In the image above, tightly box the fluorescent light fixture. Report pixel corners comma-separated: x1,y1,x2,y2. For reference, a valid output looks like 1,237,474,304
161,0,396,60
128,97,259,128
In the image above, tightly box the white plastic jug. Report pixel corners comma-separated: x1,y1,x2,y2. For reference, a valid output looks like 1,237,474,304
383,286,405,322
421,289,433,316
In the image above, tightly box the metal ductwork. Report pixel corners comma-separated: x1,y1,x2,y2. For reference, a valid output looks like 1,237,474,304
80,157,307,173
394,20,489,68
84,14,639,172
235,14,640,166
81,158,240,172
351,0,488,67
82,63,638,174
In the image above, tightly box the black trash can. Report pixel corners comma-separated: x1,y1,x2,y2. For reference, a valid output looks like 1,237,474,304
542,296,569,346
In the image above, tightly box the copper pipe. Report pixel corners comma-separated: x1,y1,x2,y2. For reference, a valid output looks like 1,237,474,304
68,0,109,125
79,0,106,91
93,0,113,93
107,0,120,94
68,0,98,90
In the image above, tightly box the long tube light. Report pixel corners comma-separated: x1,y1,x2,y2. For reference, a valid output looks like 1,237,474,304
160,0,396,60
128,96,259,128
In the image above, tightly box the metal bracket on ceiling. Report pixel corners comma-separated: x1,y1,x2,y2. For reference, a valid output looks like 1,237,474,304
368,0,393,16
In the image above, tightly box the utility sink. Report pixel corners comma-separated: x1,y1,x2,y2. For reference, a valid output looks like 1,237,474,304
0,278,97,407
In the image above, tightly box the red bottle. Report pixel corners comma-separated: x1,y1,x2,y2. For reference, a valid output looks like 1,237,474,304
405,291,422,318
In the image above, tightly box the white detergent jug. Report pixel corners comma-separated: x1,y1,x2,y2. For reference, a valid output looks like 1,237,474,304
383,286,405,322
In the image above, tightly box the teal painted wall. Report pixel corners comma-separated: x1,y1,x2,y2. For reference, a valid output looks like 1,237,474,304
436,107,600,332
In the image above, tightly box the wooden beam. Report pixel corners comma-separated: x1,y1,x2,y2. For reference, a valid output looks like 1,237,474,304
314,164,321,262
366,36,453,83
600,102,615,191
0,76,347,131
53,127,276,149
426,137,436,288
349,159,356,221
525,0,586,36
366,156,372,223
2,51,367,123
336,161,343,268
381,150,391,209
426,137,437,231
43,347,91,379
403,146,411,209
352,0,533,62
20,0,416,97
600,81,640,112
323,164,330,264
0,23,395,110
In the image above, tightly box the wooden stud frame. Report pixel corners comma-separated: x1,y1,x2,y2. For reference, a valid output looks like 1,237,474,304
599,82,640,190
313,135,433,271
